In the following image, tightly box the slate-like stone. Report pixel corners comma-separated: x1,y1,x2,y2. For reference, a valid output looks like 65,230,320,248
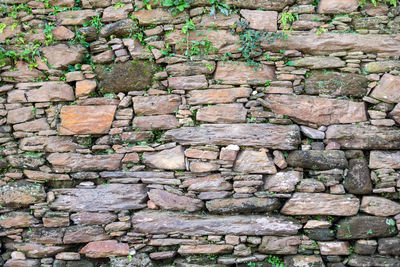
58,10,99,25
233,150,277,174
133,95,181,115
378,238,400,256
284,255,325,267
348,255,400,267
262,33,400,56
168,75,208,91
259,236,301,254
40,44,85,69
287,150,348,170
142,145,185,170
178,245,233,255
99,19,136,38
326,124,400,149
318,241,350,255
47,153,123,172
50,184,147,212
360,196,400,217
70,212,117,226
305,71,368,97
183,174,233,192
80,240,129,258
7,107,34,124
206,197,280,214
133,115,179,130
390,103,400,124
196,103,247,123
369,151,400,169
188,87,252,105
264,171,302,193
265,95,367,126
223,0,295,10
317,0,359,14
132,211,301,236
370,74,400,103
214,61,275,85
132,8,188,25
63,225,109,244
240,9,278,31
19,136,82,152
281,193,359,216
344,158,372,195
25,82,74,102
166,61,215,76
59,105,116,135
292,56,345,69
148,189,204,212
96,61,154,93
363,60,400,73
0,181,46,207
0,212,38,228
163,124,301,150
336,216,397,240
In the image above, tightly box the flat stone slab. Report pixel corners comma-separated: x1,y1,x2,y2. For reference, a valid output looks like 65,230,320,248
369,151,400,169
50,184,147,212
162,124,301,150
59,105,116,135
47,153,123,172
325,124,400,149
281,193,359,216
131,211,301,236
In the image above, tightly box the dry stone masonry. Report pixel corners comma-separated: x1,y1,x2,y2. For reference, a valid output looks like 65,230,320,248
0,0,400,266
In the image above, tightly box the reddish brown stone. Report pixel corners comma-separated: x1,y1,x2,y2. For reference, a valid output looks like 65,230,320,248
7,107,34,124
24,170,70,182
102,4,133,22
0,212,38,228
132,8,188,25
234,149,277,174
184,148,219,160
52,26,75,40
196,103,247,123
142,145,185,170
214,62,275,85
390,104,400,124
1,61,44,83
189,87,252,105
80,240,129,258
70,212,117,225
190,162,220,173
265,94,367,126
319,241,350,255
26,82,74,102
13,118,49,132
0,181,46,207
133,95,181,115
183,174,232,192
76,80,96,97
59,105,116,135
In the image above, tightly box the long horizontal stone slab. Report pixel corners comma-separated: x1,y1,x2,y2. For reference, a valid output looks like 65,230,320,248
50,184,147,212
325,124,400,149
47,153,123,172
261,33,400,56
131,211,301,236
193,0,295,10
162,124,301,150
281,193,360,216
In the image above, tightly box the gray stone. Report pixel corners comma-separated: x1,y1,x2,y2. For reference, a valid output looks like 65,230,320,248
300,126,325,140
50,184,148,212
336,216,397,240
287,150,348,170
131,211,301,236
343,158,372,195
148,189,204,212
142,146,185,170
206,197,281,214
369,151,400,169
163,124,301,150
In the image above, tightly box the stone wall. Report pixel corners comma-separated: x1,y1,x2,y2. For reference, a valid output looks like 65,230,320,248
0,0,400,266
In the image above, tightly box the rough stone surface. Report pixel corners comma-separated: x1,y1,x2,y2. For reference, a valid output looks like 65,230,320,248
206,197,281,214
318,0,359,14
281,193,360,216
287,150,348,170
344,158,372,195
132,211,301,236
214,62,275,85
163,124,301,150
148,189,204,212
196,103,247,123
47,153,123,172
142,146,185,170
369,151,400,169
233,149,277,174
265,95,367,126
360,196,400,216
50,184,147,212
370,74,400,103
336,216,397,239
59,105,116,135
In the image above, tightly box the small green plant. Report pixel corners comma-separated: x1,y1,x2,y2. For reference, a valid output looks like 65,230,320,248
162,0,193,15
266,255,285,267
386,218,397,233
208,0,230,17
84,15,103,33
280,12,297,31
232,19,285,67
0,23,7,34
316,27,327,35
114,2,125,9
359,0,397,6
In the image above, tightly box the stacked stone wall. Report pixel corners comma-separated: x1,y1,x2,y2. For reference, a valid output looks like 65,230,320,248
1,0,400,266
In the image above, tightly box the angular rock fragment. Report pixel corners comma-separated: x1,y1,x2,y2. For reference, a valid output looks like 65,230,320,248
344,158,372,194
214,61,275,85
264,171,302,193
196,103,247,123
168,75,208,90
369,151,400,169
234,149,277,174
360,196,400,216
133,95,181,115
133,115,179,130
317,0,359,14
189,87,252,105
259,236,301,254
142,146,185,170
370,74,400,103
80,240,129,258
206,197,280,214
287,150,348,170
47,153,123,172
0,181,46,207
178,245,233,255
336,216,397,239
